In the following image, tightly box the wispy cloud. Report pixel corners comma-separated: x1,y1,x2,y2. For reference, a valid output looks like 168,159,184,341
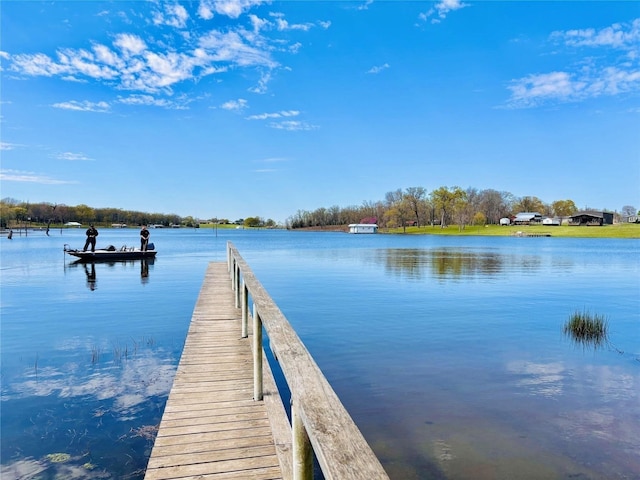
269,12,314,32
0,169,76,184
252,156,289,173
506,18,640,108
1,142,24,150
246,110,299,120
52,100,110,112
357,0,374,11
268,120,317,131
55,152,93,161
367,63,390,74
203,0,267,20
221,98,248,111
117,94,190,109
419,0,468,24
550,18,640,50
153,3,189,29
245,109,314,130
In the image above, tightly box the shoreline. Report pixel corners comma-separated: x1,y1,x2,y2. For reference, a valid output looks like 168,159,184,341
288,223,640,239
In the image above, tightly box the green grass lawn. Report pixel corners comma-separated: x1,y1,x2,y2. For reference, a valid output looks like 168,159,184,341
387,223,640,239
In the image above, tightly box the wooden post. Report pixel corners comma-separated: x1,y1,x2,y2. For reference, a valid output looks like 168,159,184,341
252,303,263,401
241,281,248,338
234,265,241,308
292,398,313,480
231,258,236,287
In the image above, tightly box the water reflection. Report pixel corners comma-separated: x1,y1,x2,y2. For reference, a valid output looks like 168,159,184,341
83,263,97,290
375,248,542,280
70,258,154,288
141,259,149,284
1,338,176,478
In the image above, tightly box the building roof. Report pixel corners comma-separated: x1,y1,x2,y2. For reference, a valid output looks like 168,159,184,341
570,211,606,219
514,212,541,220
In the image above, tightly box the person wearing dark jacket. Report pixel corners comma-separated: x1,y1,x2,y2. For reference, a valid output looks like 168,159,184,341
140,225,150,251
83,225,98,252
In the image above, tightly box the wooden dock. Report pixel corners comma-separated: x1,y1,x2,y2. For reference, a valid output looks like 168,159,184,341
145,244,389,480
144,262,291,480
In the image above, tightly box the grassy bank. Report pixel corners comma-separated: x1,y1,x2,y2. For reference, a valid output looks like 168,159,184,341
387,223,640,239
196,222,640,239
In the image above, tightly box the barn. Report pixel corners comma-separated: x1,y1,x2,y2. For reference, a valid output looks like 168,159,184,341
568,211,614,226
513,212,543,225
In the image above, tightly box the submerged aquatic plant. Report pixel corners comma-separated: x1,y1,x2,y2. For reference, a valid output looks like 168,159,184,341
45,452,71,463
564,309,609,349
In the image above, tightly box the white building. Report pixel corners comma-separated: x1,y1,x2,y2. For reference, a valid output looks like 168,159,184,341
348,224,378,234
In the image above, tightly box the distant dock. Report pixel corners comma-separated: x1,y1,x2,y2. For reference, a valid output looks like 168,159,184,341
511,231,552,237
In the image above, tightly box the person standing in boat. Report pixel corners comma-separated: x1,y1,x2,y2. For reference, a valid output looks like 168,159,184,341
83,224,98,252
140,225,150,251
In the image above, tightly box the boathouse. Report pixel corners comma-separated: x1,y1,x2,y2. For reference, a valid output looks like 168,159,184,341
348,223,378,234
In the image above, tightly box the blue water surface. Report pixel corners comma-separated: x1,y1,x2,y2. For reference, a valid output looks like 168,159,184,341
1,228,638,479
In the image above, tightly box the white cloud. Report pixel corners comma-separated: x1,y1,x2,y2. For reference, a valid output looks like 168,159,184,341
52,100,110,112
268,120,317,131
367,63,390,74
1,142,23,150
269,12,313,32
113,33,147,56
211,0,267,19
55,152,93,161
4,3,317,101
419,0,468,24
551,18,640,50
0,169,76,185
249,70,273,94
153,3,189,29
506,18,640,108
246,110,299,120
117,94,190,109
221,98,248,111
198,30,276,68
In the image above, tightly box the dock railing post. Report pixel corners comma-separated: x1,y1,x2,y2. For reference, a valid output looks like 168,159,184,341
252,303,263,401
234,264,241,308
292,398,313,480
241,280,248,338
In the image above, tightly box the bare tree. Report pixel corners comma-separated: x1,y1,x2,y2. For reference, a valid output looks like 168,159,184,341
404,187,427,227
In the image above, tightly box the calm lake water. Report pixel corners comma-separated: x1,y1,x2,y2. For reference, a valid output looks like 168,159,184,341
1,228,639,479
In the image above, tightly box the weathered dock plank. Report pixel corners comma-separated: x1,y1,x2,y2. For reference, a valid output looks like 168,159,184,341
144,262,287,480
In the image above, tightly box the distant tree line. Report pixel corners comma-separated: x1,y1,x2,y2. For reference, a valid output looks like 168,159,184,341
286,186,636,231
0,198,280,230
0,199,192,229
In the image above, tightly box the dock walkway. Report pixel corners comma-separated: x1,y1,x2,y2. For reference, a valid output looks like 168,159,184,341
144,262,289,480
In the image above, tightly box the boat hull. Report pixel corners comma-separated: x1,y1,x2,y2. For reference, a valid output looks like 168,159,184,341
65,248,157,262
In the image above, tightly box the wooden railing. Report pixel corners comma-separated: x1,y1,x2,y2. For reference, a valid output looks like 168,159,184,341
227,242,390,480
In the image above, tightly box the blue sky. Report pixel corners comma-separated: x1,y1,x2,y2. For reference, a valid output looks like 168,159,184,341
1,1,639,223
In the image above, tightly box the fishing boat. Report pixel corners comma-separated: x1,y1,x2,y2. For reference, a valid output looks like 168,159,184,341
64,244,157,262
